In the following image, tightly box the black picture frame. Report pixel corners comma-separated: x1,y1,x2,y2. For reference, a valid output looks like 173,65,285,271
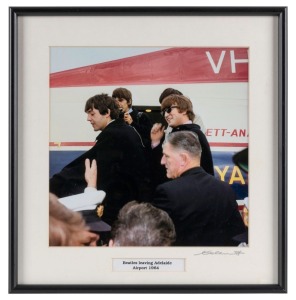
9,6,287,293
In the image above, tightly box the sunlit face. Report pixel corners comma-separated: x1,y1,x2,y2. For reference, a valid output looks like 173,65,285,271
161,142,183,179
86,108,108,131
115,98,130,113
163,103,187,127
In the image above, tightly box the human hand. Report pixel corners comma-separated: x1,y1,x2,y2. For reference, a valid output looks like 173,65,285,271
124,112,133,124
85,158,97,188
151,123,165,144
74,230,100,247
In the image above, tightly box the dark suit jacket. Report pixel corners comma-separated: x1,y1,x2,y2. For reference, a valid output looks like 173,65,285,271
50,119,152,226
129,108,152,148
151,167,246,246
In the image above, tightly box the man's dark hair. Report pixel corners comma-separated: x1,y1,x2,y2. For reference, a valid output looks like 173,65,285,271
84,93,120,119
111,201,176,246
112,87,133,107
159,88,183,104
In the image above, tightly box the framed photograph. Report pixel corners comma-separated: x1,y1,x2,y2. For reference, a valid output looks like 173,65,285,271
9,6,287,293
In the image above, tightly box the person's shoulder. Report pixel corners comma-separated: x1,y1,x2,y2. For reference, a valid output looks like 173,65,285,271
109,119,142,137
176,123,201,134
189,124,209,142
184,168,224,185
205,173,235,194
156,178,175,190
106,119,127,130
189,123,204,135
180,167,205,177
102,119,131,137
132,107,150,119
139,112,152,122
157,175,188,191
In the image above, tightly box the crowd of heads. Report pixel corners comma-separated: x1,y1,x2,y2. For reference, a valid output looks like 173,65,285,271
84,87,196,124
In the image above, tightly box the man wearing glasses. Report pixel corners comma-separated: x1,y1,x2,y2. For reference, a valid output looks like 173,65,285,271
150,94,214,188
158,87,206,133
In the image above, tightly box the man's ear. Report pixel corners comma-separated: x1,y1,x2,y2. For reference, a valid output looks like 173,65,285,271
179,152,190,167
108,239,114,247
106,108,111,117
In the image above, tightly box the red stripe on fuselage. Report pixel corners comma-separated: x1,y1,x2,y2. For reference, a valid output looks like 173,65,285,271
50,47,248,88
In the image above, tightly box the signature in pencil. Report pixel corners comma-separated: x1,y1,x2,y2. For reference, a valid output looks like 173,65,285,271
194,250,245,256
